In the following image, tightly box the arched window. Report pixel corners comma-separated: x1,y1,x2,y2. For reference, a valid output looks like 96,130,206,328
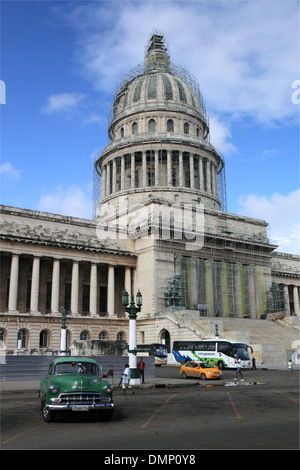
121,127,124,138
99,331,107,339
80,330,89,340
132,122,138,135
39,330,49,348
148,119,156,132
18,329,28,348
184,122,189,134
167,119,174,132
117,331,125,341
0,328,6,347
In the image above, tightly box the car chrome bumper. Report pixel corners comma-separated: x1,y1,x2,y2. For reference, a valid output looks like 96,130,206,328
46,402,114,411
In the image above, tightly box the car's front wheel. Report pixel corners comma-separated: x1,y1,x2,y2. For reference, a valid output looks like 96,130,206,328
42,402,56,422
201,373,206,380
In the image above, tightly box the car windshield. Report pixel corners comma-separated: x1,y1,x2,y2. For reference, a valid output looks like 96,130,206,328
54,361,100,376
233,343,251,360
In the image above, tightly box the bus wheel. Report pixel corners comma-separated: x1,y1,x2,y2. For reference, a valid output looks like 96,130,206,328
217,361,224,370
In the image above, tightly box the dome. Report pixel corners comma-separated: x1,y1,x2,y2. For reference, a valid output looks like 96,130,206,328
94,31,227,219
108,32,209,140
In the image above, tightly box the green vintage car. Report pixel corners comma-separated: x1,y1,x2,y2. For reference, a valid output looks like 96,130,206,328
39,357,114,422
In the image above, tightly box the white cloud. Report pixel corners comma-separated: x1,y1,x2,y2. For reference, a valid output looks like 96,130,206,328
41,92,85,115
63,1,298,125
238,189,300,255
0,162,21,179
38,184,93,219
209,116,238,156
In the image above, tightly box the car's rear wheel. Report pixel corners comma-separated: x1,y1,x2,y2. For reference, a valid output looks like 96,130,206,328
181,372,187,379
42,402,56,422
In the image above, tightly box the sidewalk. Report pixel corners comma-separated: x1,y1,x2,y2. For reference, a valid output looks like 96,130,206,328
1,365,297,394
0,377,195,394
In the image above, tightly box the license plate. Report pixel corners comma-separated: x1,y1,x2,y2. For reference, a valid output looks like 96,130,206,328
72,406,89,411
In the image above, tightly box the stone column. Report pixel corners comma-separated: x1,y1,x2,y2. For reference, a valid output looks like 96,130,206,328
248,266,257,319
234,265,242,317
142,151,147,187
155,150,159,185
283,284,290,315
167,149,172,186
293,285,300,315
106,162,110,196
102,165,106,199
125,267,131,298
8,253,19,313
199,156,204,191
30,256,40,313
207,160,211,194
179,151,183,187
107,265,115,316
189,154,194,189
112,158,117,194
70,261,79,315
51,259,60,314
131,153,135,189
121,155,125,190
90,263,98,316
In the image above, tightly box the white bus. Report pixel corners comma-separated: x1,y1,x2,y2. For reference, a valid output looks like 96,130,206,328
172,339,253,369
137,343,168,366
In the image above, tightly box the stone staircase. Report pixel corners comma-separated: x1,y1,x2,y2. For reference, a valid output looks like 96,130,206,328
166,311,300,366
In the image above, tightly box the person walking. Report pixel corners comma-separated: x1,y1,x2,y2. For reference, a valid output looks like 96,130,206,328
287,359,293,376
138,357,145,383
121,363,135,394
234,356,244,381
252,356,256,370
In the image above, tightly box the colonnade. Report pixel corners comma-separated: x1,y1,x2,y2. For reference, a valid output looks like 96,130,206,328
283,283,300,315
101,149,218,199
5,253,135,317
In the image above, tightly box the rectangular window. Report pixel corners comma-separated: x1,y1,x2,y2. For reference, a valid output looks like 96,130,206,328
65,283,71,311
82,285,90,313
100,286,107,313
26,280,31,310
46,282,52,311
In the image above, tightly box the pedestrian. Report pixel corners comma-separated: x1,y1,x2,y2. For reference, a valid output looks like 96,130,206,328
138,357,145,383
234,356,244,381
121,363,135,394
252,356,256,370
287,359,293,376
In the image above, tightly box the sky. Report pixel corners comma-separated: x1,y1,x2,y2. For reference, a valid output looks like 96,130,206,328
0,0,299,255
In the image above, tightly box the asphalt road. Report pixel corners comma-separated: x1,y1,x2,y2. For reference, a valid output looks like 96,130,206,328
1,367,299,453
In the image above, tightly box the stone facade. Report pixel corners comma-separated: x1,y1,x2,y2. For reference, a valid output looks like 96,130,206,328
0,32,299,357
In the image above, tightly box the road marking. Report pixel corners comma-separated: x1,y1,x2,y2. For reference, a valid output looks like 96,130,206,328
1,423,46,446
227,391,242,420
139,393,176,429
275,389,299,404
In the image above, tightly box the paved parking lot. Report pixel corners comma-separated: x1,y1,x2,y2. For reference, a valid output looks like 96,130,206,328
1,367,299,451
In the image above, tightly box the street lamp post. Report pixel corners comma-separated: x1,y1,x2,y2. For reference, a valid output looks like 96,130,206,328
60,307,67,356
122,289,142,385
